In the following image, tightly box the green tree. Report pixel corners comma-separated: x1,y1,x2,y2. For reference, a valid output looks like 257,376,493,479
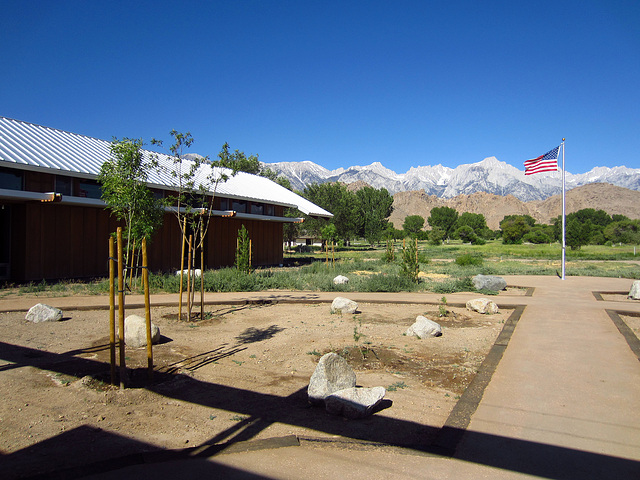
354,186,394,245
403,215,425,238
604,219,640,244
454,224,477,244
428,207,459,238
500,215,532,244
455,212,487,237
235,224,252,273
566,218,591,250
98,137,164,265
212,142,261,174
400,238,419,283
283,208,303,249
428,226,446,245
302,183,358,242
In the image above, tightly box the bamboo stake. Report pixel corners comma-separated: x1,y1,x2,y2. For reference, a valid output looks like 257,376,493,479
200,221,204,321
117,227,127,389
187,234,193,322
142,238,153,380
178,217,186,321
109,236,116,386
332,241,335,267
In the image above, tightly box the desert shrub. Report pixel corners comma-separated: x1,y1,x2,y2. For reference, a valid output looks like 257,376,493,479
429,276,474,293
455,253,483,267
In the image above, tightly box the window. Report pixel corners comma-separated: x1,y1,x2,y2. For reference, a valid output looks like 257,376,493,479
232,199,246,213
0,167,23,190
78,180,102,199
265,204,275,216
55,176,73,196
250,203,264,215
218,198,229,210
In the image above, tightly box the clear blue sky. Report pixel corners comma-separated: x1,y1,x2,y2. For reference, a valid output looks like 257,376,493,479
2,0,638,173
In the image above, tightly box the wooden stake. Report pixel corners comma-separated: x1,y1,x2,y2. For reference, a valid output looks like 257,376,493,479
109,236,116,386
200,221,204,321
187,234,193,322
178,218,186,321
117,227,127,389
249,238,252,268
142,238,153,380
127,239,136,290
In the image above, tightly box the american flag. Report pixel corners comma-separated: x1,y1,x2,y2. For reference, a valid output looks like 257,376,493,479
524,146,560,175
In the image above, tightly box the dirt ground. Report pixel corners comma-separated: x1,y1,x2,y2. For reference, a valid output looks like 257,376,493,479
0,300,510,478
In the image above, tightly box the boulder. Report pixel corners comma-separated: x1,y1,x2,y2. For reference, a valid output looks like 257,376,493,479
331,297,358,314
122,315,161,348
325,386,387,419
473,274,507,292
406,315,442,338
629,280,640,300
308,352,357,405
333,275,349,285
466,298,499,315
25,303,63,323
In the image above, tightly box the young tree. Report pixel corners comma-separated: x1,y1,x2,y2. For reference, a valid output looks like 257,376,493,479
235,224,252,273
151,131,227,320
98,137,164,271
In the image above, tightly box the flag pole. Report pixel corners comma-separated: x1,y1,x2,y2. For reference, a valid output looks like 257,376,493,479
561,138,566,280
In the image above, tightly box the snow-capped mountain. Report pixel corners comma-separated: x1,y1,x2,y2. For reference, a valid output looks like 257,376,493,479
262,157,640,201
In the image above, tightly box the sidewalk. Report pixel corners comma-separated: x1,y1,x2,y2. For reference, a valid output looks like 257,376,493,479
5,276,640,479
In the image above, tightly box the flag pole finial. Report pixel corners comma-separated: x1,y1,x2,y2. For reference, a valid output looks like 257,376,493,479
562,138,565,142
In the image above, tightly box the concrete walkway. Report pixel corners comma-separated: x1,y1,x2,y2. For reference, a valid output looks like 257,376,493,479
5,276,640,479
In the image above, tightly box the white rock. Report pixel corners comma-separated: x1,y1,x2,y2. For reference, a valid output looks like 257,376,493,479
331,297,358,314
629,280,640,300
466,298,499,314
406,315,442,338
122,315,160,348
333,275,349,285
325,386,387,419
308,352,357,405
25,303,63,323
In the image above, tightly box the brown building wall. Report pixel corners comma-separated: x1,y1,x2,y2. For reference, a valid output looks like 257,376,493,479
10,204,285,281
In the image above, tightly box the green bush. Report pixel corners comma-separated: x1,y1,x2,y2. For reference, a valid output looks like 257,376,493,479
455,253,483,266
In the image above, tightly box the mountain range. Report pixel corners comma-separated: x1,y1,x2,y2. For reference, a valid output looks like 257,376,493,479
263,157,640,202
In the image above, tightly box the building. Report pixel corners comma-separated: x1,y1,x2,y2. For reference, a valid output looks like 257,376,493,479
0,116,332,281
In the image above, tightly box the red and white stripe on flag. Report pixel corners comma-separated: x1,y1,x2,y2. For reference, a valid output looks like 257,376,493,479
524,146,560,175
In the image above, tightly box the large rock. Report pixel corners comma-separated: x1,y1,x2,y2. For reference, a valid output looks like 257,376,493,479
122,315,161,348
308,352,357,405
25,303,63,323
473,274,507,292
466,298,499,315
333,275,349,285
406,315,442,338
325,386,387,419
629,280,640,300
331,297,358,314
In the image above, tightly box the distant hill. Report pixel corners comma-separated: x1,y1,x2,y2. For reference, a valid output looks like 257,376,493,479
263,157,640,202
388,183,640,230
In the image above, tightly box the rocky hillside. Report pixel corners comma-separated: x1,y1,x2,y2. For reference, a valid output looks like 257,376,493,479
388,183,640,230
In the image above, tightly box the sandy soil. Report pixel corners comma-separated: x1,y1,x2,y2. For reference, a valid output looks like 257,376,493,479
0,300,509,478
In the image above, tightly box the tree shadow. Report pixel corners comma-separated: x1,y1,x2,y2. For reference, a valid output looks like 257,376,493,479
235,325,285,344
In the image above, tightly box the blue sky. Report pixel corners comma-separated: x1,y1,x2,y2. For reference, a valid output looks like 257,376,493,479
1,1,638,173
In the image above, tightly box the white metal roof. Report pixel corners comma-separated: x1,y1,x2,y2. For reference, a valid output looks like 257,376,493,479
0,116,332,218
